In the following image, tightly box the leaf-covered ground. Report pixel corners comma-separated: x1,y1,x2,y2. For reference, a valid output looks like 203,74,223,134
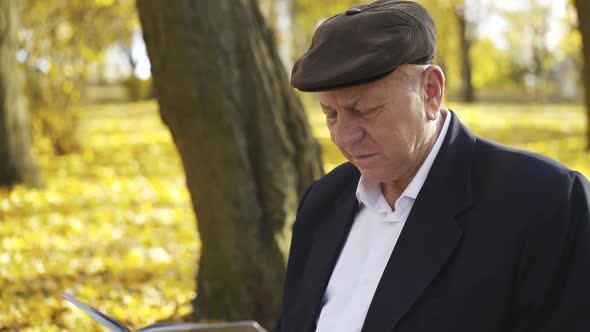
1,101,588,331
1,102,199,331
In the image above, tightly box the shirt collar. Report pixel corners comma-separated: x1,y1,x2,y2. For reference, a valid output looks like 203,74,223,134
356,109,452,209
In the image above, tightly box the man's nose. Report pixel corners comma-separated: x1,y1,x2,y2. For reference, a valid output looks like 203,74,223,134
332,111,363,148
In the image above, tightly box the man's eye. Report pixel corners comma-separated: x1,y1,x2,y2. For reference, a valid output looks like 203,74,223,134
325,112,337,120
354,106,382,117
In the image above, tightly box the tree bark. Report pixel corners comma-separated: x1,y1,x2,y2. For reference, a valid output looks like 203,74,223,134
0,0,42,187
136,0,323,328
574,0,590,151
455,4,475,102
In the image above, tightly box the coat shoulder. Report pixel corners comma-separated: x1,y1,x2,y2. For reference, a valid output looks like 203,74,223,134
473,137,574,188
302,162,359,207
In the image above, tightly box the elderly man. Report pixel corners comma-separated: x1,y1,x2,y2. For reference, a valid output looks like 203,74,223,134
273,1,590,332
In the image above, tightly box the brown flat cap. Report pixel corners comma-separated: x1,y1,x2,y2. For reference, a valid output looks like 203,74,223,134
291,0,437,92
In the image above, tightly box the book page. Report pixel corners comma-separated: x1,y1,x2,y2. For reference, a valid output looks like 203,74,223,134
63,294,131,332
138,320,268,332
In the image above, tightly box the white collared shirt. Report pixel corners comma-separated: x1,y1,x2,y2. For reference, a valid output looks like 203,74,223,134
315,110,452,332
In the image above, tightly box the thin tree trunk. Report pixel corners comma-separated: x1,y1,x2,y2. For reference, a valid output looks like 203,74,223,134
276,0,294,71
136,0,323,328
455,4,475,102
574,0,590,151
0,0,42,187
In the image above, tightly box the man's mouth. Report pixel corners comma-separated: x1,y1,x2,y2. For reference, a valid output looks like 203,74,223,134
352,153,378,161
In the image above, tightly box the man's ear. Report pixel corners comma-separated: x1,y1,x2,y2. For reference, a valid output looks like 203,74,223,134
422,65,445,120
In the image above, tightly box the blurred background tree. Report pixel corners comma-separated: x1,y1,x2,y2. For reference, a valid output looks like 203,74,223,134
137,0,323,327
18,0,138,154
573,0,590,149
0,0,42,188
454,2,476,102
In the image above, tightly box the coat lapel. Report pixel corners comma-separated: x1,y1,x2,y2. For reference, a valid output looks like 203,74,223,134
362,112,476,331
287,176,360,332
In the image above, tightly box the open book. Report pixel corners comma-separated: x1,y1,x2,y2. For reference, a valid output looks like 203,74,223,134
63,294,268,332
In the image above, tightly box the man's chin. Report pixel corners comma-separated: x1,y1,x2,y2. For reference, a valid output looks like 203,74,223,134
354,165,399,184
356,168,384,183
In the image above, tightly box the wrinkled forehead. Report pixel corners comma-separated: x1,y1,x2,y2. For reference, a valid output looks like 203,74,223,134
317,68,409,107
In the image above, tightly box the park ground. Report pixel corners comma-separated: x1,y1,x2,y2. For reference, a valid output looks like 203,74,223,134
0,101,588,331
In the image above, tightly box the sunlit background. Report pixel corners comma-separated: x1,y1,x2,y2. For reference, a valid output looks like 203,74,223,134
0,0,589,330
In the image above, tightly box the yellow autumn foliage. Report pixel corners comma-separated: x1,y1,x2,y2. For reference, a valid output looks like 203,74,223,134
1,102,198,331
0,100,589,331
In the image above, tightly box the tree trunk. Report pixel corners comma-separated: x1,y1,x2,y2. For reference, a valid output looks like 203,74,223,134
0,0,42,187
136,0,323,328
529,0,550,101
455,4,475,102
574,0,590,151
276,0,294,71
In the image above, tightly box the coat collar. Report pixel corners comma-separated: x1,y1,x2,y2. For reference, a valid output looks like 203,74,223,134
362,111,475,331
285,173,360,332
286,111,475,332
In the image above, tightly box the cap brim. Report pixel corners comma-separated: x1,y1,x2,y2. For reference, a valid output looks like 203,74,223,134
294,69,395,92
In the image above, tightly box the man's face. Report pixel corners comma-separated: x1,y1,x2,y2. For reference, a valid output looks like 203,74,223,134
318,66,430,184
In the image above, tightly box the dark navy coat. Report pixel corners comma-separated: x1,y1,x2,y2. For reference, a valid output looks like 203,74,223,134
275,112,590,332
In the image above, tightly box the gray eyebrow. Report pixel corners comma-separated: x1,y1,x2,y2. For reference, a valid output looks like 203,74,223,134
342,97,361,110
319,102,335,111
